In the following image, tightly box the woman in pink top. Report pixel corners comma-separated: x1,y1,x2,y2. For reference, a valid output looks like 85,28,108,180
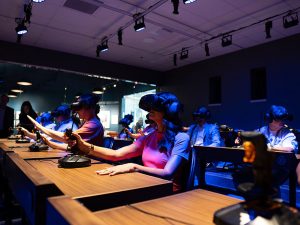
71,92,190,192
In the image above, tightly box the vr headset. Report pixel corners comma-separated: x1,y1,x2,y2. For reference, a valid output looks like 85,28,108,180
51,105,71,117
264,105,293,123
192,107,211,119
139,94,166,112
119,114,134,126
71,94,99,112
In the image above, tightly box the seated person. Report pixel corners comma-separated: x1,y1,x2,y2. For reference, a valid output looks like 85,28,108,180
297,162,300,185
51,104,78,133
233,105,298,194
187,106,222,147
125,113,156,139
118,114,134,140
36,112,55,130
68,92,190,192
257,105,297,152
27,93,104,150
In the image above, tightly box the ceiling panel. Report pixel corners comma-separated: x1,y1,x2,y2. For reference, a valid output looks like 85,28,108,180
0,0,299,71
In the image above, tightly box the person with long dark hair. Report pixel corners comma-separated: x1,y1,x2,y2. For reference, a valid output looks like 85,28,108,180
18,101,38,132
70,92,190,192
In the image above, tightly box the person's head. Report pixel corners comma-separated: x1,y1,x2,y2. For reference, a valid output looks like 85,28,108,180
37,112,54,126
119,114,134,128
21,101,34,115
71,93,100,120
0,94,9,106
51,104,71,123
139,92,183,151
265,105,292,131
192,106,210,126
139,92,183,127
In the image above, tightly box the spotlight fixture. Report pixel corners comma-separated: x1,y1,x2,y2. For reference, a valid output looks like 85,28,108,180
92,88,103,95
133,13,145,31
32,0,45,2
265,21,272,39
172,0,179,14
118,29,123,45
183,0,197,4
221,34,232,47
17,80,32,86
96,39,108,56
103,87,106,91
204,43,210,56
15,18,27,35
173,54,177,66
180,47,189,60
283,12,299,28
113,84,117,87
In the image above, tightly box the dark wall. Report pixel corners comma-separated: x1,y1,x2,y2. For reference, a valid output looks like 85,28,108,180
0,40,164,85
162,34,300,130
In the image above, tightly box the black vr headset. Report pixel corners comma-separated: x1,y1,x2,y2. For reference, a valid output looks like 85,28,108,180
264,105,293,123
71,94,100,112
119,114,134,126
139,93,183,123
139,94,166,112
192,106,211,120
51,105,71,118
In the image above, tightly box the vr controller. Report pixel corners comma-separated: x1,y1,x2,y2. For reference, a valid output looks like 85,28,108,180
16,127,30,143
28,130,49,152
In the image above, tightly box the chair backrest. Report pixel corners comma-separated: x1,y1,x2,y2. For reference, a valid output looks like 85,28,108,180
112,139,133,150
102,137,114,148
177,146,197,192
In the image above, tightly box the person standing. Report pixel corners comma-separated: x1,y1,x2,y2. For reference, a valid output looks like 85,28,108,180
0,94,14,138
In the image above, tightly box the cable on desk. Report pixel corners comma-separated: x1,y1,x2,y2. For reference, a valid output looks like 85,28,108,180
38,159,58,164
126,204,194,225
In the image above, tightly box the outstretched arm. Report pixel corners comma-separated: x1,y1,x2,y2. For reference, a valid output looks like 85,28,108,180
71,133,141,160
27,115,66,142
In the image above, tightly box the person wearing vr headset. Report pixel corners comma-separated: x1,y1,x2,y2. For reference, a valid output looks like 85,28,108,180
233,105,298,195
257,105,297,151
125,113,156,139
51,104,78,133
118,114,134,140
69,92,190,192
20,105,78,142
187,106,222,147
27,93,104,150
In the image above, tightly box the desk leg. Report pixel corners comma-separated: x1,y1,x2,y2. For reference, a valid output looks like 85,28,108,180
289,169,297,207
198,155,207,188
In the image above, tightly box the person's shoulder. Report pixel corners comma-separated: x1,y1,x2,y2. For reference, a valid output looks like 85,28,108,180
175,132,190,141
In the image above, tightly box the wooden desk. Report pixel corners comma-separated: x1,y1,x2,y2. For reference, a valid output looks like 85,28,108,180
47,189,241,225
193,146,298,207
4,153,172,225
26,159,172,210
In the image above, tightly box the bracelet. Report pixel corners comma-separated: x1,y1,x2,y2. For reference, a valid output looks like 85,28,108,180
88,144,94,155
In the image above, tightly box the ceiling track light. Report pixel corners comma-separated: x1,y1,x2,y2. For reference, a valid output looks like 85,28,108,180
265,21,272,39
96,38,108,56
133,13,145,31
32,0,45,2
173,54,177,66
171,0,179,14
15,18,27,35
24,3,32,24
183,0,197,4
118,29,123,45
204,43,210,56
283,12,299,28
180,47,189,60
221,34,232,47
